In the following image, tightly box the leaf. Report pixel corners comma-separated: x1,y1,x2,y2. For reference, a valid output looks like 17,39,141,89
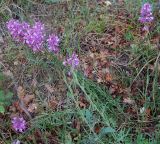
123,97,135,105
82,109,94,126
0,72,4,80
45,84,55,93
94,123,103,134
0,90,13,106
31,78,37,88
78,101,87,108
27,103,38,113
17,86,25,99
45,0,70,4
0,34,4,43
23,94,35,105
64,134,72,144
0,105,5,114
2,70,13,78
105,73,112,82
99,127,115,137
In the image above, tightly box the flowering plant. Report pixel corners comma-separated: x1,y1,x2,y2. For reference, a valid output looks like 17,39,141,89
139,3,154,31
139,3,154,23
47,34,60,53
6,19,60,52
7,19,79,72
63,52,79,68
12,116,27,132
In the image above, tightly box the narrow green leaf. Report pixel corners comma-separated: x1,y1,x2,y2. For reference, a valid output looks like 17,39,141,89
0,105,5,114
82,109,94,126
99,127,115,137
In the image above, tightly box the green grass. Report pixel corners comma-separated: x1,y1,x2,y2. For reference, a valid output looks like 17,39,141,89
0,0,160,143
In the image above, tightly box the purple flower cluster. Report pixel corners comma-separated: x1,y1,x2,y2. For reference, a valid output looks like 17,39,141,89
63,52,79,68
25,22,45,52
47,34,60,53
6,19,29,43
139,3,154,23
7,19,79,69
12,140,21,144
7,19,47,52
12,117,27,132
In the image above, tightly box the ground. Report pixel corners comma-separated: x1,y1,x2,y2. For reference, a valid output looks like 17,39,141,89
0,0,160,143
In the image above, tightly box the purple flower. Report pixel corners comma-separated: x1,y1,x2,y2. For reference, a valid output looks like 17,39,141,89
63,52,79,68
24,22,45,52
12,140,21,144
142,25,149,31
6,19,30,42
7,19,45,52
47,34,60,53
139,3,154,23
12,117,27,132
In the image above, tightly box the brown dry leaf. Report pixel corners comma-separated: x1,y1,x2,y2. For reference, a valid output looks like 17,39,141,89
97,0,112,6
109,84,119,95
14,61,19,66
118,0,124,5
57,25,65,34
49,99,58,110
97,77,103,83
78,101,87,108
102,68,110,74
145,108,151,118
17,86,25,99
72,119,81,132
0,35,4,43
126,107,137,115
78,96,89,108
23,94,35,105
3,70,13,78
89,52,94,58
105,73,112,82
105,1,112,6
12,101,23,113
10,113,19,119
28,103,38,113
75,121,80,134
31,78,37,88
123,97,135,105
17,54,27,64
97,51,107,61
45,84,55,93
94,123,103,134
9,105,16,113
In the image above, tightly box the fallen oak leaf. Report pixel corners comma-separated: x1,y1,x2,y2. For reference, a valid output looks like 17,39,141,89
72,118,81,132
11,101,23,113
19,100,32,119
78,96,90,108
31,78,37,88
105,73,112,82
123,97,135,105
78,101,87,108
23,94,35,105
17,86,25,99
3,70,13,78
48,99,58,110
27,103,38,113
94,123,103,134
145,108,151,118
45,84,55,93
97,77,103,83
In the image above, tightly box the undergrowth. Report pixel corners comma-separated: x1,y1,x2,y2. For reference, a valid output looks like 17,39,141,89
0,0,160,143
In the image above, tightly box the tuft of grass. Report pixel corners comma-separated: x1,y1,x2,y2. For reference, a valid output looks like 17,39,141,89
85,19,106,34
